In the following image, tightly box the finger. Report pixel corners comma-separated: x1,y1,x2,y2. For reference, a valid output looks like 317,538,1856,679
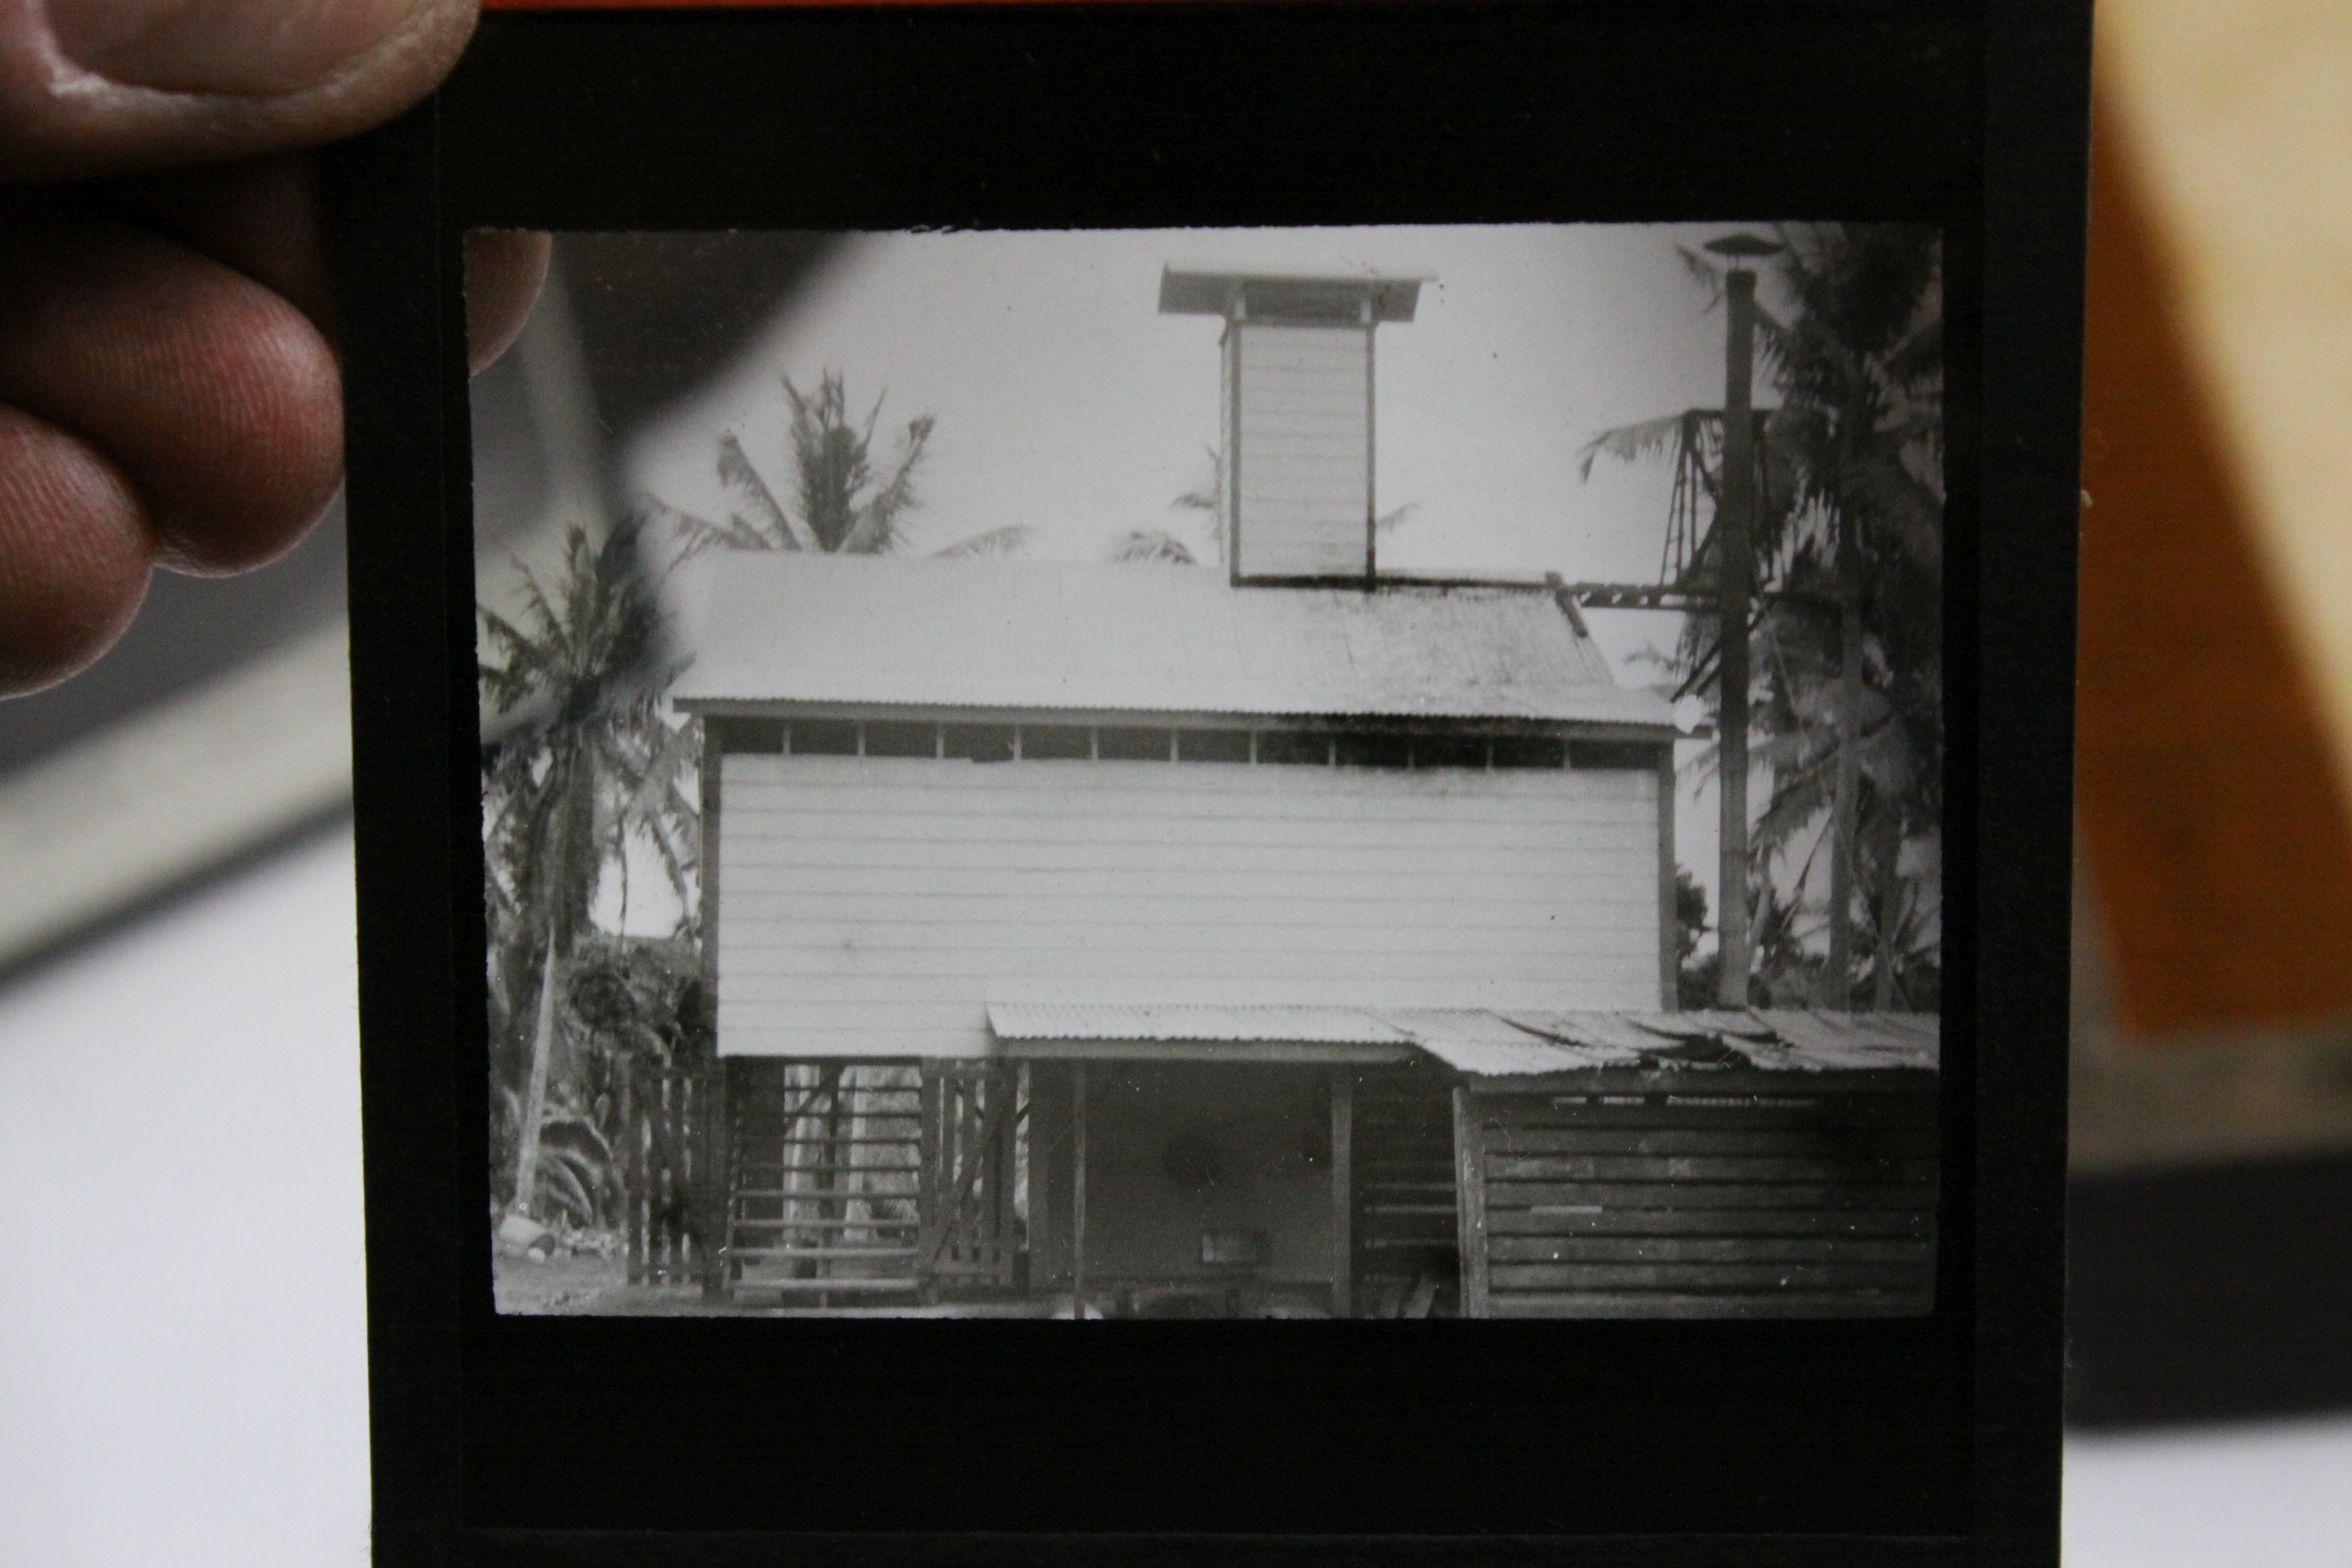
107,162,551,373
105,154,339,338
0,201,342,577
0,402,150,694
0,0,481,183
464,229,551,373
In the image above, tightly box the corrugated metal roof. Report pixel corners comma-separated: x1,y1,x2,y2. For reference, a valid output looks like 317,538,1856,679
983,994,1938,1075
1412,1034,1636,1077
669,554,1672,728
1484,1009,1940,1075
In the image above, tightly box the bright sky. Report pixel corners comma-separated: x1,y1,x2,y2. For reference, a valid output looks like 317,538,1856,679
592,224,1782,939
626,223,1743,603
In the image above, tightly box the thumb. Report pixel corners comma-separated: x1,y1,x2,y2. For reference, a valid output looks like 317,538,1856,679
1,0,480,181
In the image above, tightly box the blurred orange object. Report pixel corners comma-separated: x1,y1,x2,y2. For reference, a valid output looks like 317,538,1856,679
2076,107,2352,1039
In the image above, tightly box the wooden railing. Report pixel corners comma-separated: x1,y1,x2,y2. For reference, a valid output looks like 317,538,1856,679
622,1061,717,1286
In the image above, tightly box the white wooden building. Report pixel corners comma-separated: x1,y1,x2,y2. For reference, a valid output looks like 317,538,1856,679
663,270,1938,1318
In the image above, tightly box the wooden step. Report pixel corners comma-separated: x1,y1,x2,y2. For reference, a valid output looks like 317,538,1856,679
728,1246,917,1262
733,1139,921,1156
729,1192,918,1203
729,1277,922,1295
734,1118,922,1129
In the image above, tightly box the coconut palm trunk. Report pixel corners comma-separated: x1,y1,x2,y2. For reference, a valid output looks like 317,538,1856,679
1871,811,1904,1010
1827,509,1862,1007
513,922,564,1216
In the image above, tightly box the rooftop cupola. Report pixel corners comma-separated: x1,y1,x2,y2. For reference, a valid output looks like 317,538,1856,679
1159,267,1427,584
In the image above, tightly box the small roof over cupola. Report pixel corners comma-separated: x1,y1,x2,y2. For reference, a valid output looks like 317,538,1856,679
1157,266,1430,323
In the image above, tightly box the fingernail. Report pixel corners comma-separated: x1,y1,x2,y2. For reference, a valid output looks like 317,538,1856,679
46,0,421,97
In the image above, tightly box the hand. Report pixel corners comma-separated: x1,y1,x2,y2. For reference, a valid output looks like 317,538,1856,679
0,0,549,695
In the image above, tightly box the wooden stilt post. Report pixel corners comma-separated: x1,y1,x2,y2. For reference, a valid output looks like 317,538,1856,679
1071,1062,1088,1321
989,1062,1017,1286
1330,1072,1354,1318
1026,1065,1056,1295
1452,1085,1493,1318
623,1065,644,1285
697,720,727,1297
917,1065,943,1303
700,1059,730,1300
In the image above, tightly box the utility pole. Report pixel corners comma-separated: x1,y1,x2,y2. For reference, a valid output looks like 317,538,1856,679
1708,236,1772,1009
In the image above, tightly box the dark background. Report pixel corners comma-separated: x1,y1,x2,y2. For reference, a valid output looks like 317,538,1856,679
335,1,2082,1559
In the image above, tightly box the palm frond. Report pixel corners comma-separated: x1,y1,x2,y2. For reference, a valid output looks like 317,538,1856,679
1748,304,1798,378
1577,412,1699,481
837,412,935,555
638,496,756,565
716,434,807,551
538,1150,597,1224
1172,444,1223,515
930,523,1032,559
1673,244,1727,308
1113,528,1203,566
537,1112,615,1167
1836,451,1943,568
477,605,557,715
1884,314,1943,396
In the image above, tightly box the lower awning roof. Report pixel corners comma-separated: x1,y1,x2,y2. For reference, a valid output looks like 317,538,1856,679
983,996,1939,1076
984,1000,1421,1064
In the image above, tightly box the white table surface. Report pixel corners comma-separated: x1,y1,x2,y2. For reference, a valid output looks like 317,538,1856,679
2,826,2347,1564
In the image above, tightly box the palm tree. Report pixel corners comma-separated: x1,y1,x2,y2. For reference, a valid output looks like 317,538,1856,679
1582,223,1942,1008
663,370,1027,561
1750,224,1941,1007
480,518,699,1220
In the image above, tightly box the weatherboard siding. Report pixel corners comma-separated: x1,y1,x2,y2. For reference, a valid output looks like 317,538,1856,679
714,752,1662,1059
1232,323,1372,579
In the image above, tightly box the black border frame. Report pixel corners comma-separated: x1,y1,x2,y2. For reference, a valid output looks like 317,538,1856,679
335,3,2087,1561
